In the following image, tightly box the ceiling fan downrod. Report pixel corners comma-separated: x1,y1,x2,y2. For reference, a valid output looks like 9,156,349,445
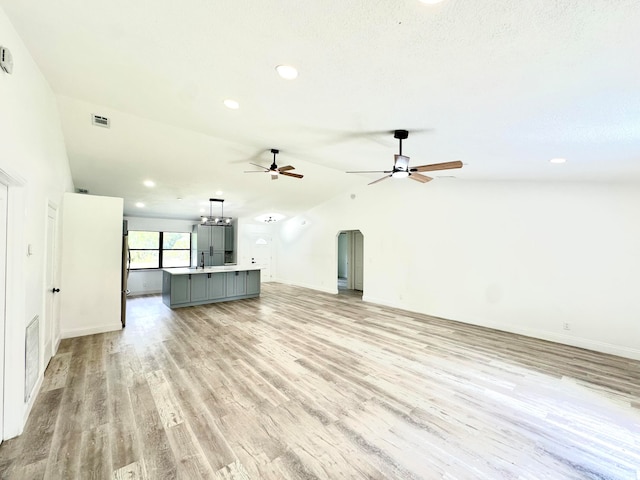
394,129,408,156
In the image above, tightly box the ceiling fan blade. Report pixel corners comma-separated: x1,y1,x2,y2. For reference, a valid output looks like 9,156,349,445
249,163,268,170
278,165,295,172
244,170,268,173
409,173,433,183
368,175,392,185
411,160,463,172
280,171,304,179
346,170,392,174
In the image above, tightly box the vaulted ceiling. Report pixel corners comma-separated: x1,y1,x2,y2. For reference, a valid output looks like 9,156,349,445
2,0,639,221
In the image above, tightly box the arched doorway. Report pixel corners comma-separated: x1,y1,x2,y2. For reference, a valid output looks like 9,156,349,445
337,230,363,295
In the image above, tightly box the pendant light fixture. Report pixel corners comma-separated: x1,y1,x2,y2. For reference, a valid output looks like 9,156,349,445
201,198,233,226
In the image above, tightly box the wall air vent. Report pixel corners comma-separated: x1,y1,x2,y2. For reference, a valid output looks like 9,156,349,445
76,188,89,194
92,114,110,128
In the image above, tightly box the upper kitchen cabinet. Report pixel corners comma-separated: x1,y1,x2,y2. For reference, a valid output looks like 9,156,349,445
224,222,236,264
192,220,237,266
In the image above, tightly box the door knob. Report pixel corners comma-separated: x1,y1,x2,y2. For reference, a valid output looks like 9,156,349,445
52,288,60,293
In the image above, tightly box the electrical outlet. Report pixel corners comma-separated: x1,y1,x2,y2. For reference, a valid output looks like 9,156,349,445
563,322,570,331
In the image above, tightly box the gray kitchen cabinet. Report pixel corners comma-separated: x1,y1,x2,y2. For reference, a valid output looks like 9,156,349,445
224,226,234,251
226,270,246,297
190,274,208,302
211,251,224,267
246,270,260,295
162,268,260,308
207,272,226,299
193,224,232,267
170,275,190,304
195,224,208,252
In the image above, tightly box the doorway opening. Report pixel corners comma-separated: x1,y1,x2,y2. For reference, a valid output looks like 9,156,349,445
337,230,363,296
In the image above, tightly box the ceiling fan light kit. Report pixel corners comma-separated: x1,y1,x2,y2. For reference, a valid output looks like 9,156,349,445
244,148,304,180
346,129,463,185
254,212,285,223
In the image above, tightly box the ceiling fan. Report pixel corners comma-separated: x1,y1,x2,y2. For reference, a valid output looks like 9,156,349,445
244,149,304,180
346,130,463,185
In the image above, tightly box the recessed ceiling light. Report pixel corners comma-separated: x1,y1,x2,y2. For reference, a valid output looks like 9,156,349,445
216,190,223,195
550,158,567,164
224,99,239,109
135,202,145,208
143,180,155,187
276,65,298,80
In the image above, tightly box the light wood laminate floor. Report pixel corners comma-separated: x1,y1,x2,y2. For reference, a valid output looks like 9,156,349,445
1,283,639,479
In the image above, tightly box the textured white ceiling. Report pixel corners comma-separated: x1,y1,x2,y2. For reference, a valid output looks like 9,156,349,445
2,0,639,220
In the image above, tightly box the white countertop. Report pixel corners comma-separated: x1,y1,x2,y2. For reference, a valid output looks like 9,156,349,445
163,265,260,275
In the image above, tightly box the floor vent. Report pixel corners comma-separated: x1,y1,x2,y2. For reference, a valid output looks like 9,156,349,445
25,315,40,402
92,114,110,128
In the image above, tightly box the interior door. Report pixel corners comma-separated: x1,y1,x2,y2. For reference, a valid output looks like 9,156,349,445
250,235,273,282
44,204,58,367
0,182,8,443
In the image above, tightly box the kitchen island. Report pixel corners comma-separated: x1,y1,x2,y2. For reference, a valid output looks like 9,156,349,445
162,266,260,308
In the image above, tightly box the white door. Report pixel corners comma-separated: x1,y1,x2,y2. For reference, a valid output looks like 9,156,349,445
250,235,273,282
44,204,58,367
0,183,8,443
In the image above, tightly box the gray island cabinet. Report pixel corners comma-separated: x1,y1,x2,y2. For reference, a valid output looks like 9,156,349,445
162,266,260,308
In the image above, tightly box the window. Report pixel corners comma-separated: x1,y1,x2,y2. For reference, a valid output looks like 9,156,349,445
128,231,191,269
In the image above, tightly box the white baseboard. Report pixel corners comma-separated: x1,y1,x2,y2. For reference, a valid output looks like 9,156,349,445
61,323,122,339
23,373,44,429
484,322,640,361
363,295,640,361
361,295,401,309
128,289,162,296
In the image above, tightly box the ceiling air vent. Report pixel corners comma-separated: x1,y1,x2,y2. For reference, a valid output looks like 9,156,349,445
91,114,110,128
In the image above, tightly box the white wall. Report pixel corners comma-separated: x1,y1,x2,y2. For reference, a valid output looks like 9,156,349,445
275,180,640,360
0,7,74,439
60,193,123,337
